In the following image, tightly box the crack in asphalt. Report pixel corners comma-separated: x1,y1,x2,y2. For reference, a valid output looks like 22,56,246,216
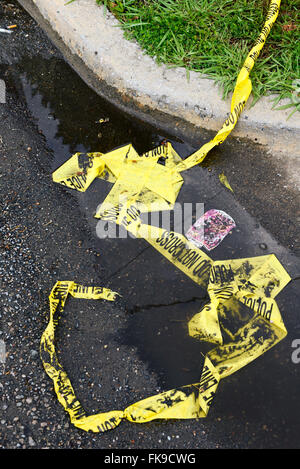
104,245,150,282
126,296,208,315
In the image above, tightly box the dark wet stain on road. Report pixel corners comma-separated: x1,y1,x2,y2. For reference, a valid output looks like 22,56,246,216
1,7,300,447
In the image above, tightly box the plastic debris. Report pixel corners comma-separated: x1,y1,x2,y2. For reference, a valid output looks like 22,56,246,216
219,172,234,192
186,209,236,250
0,28,12,34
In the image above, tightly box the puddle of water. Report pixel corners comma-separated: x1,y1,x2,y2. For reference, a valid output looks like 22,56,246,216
6,54,300,406
8,55,207,389
120,298,213,389
16,56,195,169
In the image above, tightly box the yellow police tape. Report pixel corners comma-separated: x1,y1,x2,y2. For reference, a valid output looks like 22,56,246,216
52,0,282,224
174,0,282,172
53,142,184,215
41,252,290,432
53,0,281,191
46,0,291,432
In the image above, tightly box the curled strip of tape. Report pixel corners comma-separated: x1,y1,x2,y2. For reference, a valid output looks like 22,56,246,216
41,247,290,433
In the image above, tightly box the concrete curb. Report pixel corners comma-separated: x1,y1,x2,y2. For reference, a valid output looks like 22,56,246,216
17,0,300,156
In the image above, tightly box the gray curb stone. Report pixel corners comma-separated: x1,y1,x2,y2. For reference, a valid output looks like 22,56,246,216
17,0,299,158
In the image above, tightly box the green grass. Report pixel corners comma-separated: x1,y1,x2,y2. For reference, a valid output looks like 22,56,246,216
95,0,299,112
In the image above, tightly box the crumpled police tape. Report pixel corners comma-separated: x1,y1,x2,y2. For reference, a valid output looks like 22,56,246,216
41,253,290,432
53,142,184,216
53,0,282,193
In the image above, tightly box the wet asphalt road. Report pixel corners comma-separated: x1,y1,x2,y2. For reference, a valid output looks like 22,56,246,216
0,0,300,450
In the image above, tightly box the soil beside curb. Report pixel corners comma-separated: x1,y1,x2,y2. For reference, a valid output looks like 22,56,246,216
17,0,300,157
